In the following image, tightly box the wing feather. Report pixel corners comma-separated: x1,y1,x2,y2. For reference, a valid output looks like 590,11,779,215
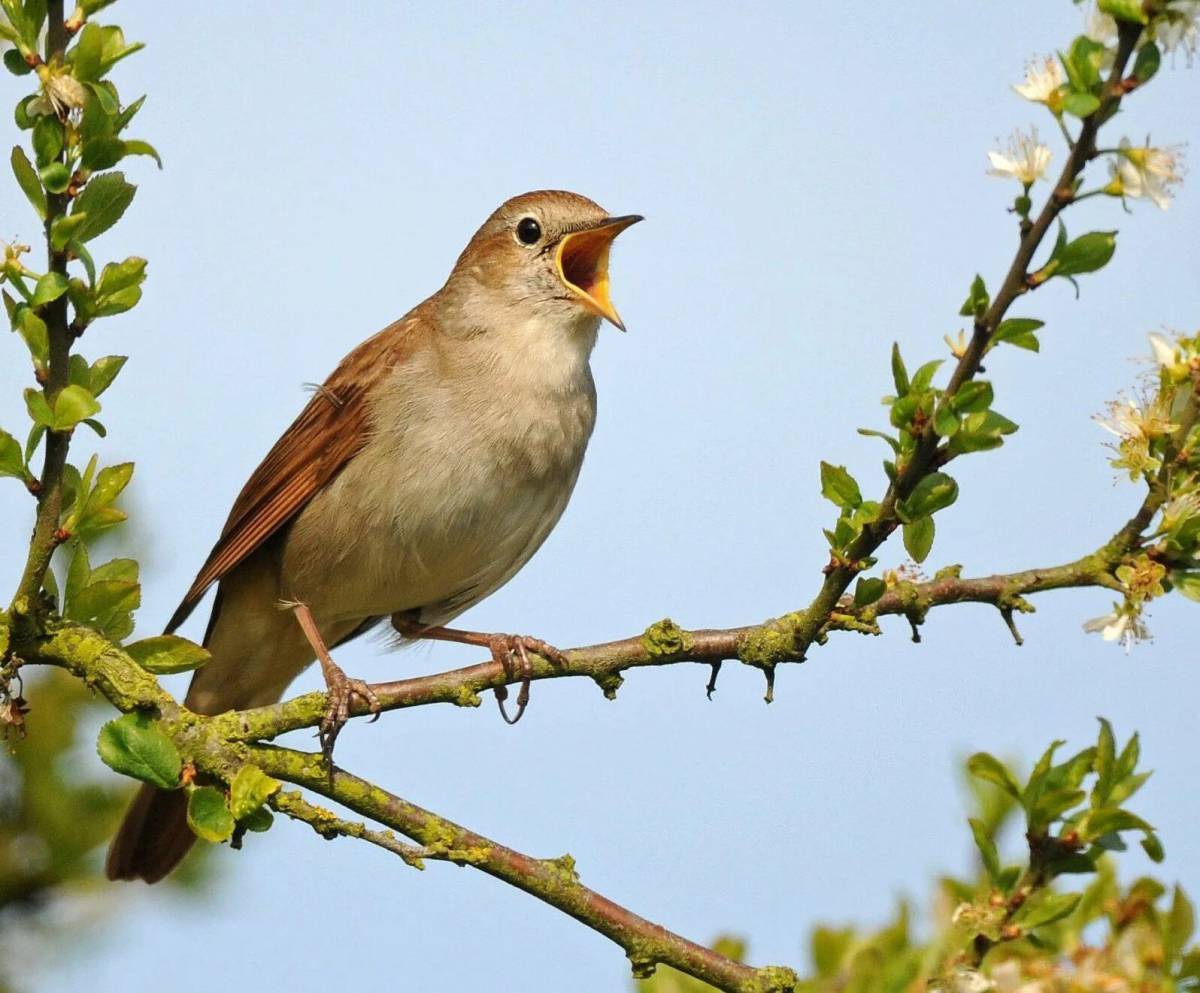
165,319,417,633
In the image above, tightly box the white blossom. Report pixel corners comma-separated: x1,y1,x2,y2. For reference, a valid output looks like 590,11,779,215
1083,605,1149,652
1109,138,1185,210
1094,394,1177,441
1156,1,1200,59
987,129,1052,186
1013,56,1065,107
1148,332,1180,368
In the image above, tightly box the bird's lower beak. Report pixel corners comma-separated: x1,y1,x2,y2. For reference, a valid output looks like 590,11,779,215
556,214,642,330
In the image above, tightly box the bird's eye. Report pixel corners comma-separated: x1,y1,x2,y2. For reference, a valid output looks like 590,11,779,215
516,216,542,245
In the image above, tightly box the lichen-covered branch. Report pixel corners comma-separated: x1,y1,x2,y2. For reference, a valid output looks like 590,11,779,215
13,621,791,993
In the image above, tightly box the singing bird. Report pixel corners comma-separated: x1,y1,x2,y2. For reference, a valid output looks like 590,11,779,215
106,190,641,883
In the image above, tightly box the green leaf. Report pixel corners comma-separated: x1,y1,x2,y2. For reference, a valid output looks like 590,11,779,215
121,138,162,168
49,211,89,251
187,786,235,843
1142,833,1165,862
89,354,126,396
1062,90,1101,119
1018,891,1082,929
1094,717,1116,806
857,428,901,453
1167,886,1195,964
96,712,181,789
0,428,26,480
1133,41,1161,84
967,752,1022,799
820,461,862,509
51,384,101,430
897,472,959,522
30,271,67,306
10,144,45,218
38,160,70,193
1099,0,1150,23
64,540,91,610
30,113,62,166
811,927,854,979
910,359,943,392
991,318,1044,353
891,342,909,396
80,135,126,171
83,460,132,513
16,308,49,368
854,577,886,607
23,388,53,427
959,274,989,319
1171,571,1200,602
241,806,274,833
1055,231,1117,278
68,578,139,628
968,817,1001,883
933,405,959,437
126,634,211,675
69,171,136,242
952,380,994,415
229,765,282,821
69,22,104,81
1081,807,1154,838
903,517,934,563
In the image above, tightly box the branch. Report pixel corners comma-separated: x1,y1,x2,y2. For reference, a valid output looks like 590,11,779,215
10,0,74,618
16,623,794,993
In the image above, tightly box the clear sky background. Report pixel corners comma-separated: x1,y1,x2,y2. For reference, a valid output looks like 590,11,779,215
3,3,1199,991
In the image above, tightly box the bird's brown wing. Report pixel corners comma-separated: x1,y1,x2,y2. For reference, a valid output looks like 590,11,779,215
165,320,415,634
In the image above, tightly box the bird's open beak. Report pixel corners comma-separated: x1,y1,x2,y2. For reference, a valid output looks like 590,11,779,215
556,214,642,331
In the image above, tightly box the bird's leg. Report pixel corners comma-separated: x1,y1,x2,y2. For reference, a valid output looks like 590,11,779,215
287,601,380,763
390,617,568,725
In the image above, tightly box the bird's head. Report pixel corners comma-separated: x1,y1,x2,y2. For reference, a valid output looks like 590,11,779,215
445,190,642,333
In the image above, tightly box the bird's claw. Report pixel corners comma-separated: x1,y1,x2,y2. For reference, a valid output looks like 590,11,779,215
318,668,380,765
489,633,565,725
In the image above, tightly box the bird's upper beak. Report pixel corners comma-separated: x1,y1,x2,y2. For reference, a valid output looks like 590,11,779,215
555,214,642,330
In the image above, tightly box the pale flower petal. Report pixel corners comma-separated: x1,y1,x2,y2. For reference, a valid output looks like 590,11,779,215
1013,56,1065,106
987,129,1052,185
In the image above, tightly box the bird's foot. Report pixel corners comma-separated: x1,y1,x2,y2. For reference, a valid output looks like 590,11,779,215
390,617,567,725
318,663,380,763
286,600,381,765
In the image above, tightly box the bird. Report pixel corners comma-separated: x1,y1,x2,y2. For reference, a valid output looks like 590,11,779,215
105,190,641,883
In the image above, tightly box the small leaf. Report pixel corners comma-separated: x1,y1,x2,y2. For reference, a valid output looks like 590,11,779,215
1142,833,1165,862
31,113,63,167
51,384,101,430
229,765,282,821
903,517,934,563
891,343,909,396
0,429,25,480
69,171,136,242
1132,41,1161,84
992,318,1044,353
897,472,959,522
820,461,862,509
967,752,1022,799
1055,231,1117,278
83,461,133,513
959,274,989,319
1018,891,1082,929
10,144,45,219
50,211,89,251
31,271,68,307
952,380,994,415
88,355,127,397
97,713,181,789
122,138,162,168
854,577,886,607
968,817,1001,883
23,388,53,428
1063,90,1102,119
39,160,70,194
126,634,211,674
187,786,235,843
1094,717,1116,806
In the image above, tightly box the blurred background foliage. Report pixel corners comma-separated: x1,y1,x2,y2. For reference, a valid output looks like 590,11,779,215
638,734,1199,993
0,668,210,993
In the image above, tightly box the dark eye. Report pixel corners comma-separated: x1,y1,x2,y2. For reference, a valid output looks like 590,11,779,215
516,216,542,245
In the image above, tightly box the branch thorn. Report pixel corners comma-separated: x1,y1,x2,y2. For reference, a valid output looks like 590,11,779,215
705,660,722,700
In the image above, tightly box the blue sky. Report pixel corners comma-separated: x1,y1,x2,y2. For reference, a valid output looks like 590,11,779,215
3,2,1200,991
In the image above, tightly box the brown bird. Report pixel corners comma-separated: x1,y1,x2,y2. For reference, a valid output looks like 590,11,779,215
106,190,641,883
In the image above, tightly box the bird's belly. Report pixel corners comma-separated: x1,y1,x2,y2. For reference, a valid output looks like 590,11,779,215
280,415,586,626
